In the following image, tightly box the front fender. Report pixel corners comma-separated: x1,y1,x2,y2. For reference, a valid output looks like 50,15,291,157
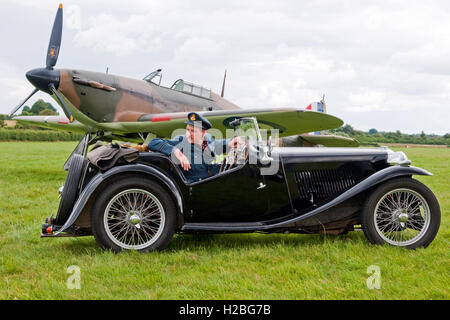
55,164,184,235
275,164,432,229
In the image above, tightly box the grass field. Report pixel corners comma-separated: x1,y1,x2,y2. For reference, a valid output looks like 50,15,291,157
0,142,448,299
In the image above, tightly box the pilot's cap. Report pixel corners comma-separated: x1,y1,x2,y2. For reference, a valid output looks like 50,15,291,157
185,112,212,130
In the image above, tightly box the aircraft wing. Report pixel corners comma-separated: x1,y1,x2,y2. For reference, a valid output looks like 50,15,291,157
13,115,87,132
94,108,344,138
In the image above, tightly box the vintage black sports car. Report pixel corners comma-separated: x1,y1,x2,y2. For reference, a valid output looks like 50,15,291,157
42,117,441,251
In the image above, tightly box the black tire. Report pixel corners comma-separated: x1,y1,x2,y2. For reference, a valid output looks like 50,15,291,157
54,154,86,225
91,176,176,252
361,177,440,249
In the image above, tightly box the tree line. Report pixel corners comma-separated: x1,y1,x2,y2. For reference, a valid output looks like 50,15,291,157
0,99,59,128
0,100,84,141
329,124,450,146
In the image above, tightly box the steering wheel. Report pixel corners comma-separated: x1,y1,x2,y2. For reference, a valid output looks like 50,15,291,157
219,141,248,173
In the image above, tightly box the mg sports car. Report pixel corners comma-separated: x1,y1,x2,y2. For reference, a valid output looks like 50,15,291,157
41,117,441,251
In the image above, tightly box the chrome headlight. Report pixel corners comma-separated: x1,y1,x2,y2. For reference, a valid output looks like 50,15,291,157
384,148,411,166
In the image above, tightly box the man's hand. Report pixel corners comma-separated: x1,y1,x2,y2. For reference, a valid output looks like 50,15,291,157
173,148,191,171
121,143,149,152
132,144,149,152
228,136,244,148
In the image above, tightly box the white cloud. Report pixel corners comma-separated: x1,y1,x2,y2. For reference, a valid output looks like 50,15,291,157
73,13,163,56
0,61,64,115
345,91,390,112
175,38,227,64
0,63,33,103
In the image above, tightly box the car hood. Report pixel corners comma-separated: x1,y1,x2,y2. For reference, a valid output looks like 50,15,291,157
272,147,389,164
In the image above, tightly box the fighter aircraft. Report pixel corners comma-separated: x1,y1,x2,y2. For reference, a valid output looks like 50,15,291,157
10,4,358,154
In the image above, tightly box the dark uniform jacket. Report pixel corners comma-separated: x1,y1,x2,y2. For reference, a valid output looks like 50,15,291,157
148,134,229,183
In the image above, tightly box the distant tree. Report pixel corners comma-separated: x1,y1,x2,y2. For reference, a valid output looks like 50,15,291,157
19,100,58,116
39,108,58,116
342,124,355,135
0,119,4,128
326,124,447,145
45,102,57,113
28,99,59,115
30,99,49,115
385,132,395,140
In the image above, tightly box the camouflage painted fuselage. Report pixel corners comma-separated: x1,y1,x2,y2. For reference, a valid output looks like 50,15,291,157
58,69,239,123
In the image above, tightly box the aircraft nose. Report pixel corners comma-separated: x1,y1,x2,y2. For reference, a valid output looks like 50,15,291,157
26,68,60,94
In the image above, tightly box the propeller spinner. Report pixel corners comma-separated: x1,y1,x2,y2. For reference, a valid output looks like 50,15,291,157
9,3,72,120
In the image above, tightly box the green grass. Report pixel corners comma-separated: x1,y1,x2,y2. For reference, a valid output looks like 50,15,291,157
0,142,448,299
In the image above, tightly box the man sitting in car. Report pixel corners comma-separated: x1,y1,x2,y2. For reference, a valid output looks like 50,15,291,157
147,112,242,183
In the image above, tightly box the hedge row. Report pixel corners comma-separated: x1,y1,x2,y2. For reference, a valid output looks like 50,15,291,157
0,129,84,141
355,135,450,146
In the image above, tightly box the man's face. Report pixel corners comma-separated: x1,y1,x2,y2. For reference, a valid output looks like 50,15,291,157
186,124,206,144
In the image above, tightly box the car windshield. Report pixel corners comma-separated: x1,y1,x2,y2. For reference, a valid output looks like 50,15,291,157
143,69,162,84
235,118,262,147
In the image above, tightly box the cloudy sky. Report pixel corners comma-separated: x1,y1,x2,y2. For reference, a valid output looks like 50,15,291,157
1,0,449,134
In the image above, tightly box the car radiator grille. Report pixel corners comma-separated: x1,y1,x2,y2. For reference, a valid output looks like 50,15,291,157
295,168,357,202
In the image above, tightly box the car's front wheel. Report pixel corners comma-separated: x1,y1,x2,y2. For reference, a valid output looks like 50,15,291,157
361,177,440,249
91,176,176,252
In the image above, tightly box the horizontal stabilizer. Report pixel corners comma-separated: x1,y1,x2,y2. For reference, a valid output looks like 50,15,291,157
282,134,359,147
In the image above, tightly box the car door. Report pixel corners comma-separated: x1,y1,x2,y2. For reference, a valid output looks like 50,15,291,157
187,163,268,222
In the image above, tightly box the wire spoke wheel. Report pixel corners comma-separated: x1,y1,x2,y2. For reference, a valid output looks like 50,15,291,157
103,189,165,250
374,188,430,246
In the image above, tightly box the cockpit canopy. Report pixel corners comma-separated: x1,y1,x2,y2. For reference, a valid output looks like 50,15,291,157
143,69,162,84
171,79,211,99
143,69,212,99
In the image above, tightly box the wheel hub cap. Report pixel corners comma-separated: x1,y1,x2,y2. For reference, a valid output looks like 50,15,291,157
397,212,408,223
129,213,141,226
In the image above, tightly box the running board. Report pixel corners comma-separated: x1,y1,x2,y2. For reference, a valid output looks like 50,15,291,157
182,221,267,232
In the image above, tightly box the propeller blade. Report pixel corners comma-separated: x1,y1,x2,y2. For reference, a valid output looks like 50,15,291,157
8,88,39,117
48,83,73,122
46,4,63,69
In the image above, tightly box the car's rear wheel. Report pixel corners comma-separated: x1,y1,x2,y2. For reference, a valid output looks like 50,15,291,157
91,176,176,252
361,177,440,249
54,154,86,225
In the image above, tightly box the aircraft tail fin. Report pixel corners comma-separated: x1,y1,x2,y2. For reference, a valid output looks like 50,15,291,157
305,95,327,135
306,94,326,113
